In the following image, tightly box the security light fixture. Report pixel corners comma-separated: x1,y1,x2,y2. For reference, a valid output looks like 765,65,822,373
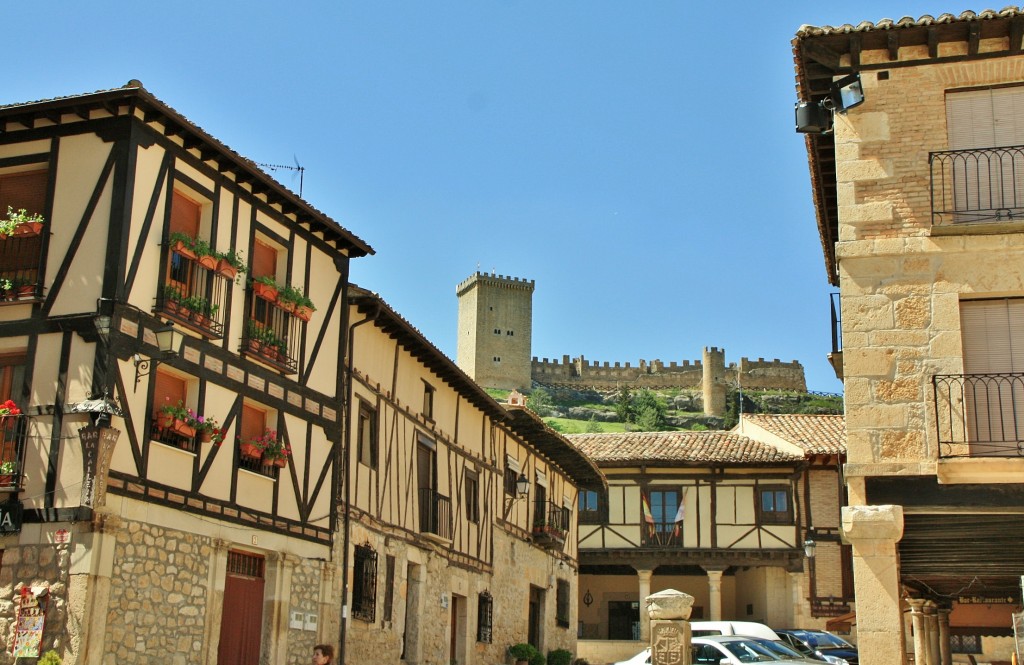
795,72,865,134
133,324,184,391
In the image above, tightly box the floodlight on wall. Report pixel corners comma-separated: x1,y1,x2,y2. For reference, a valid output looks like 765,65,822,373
795,72,865,134
133,324,184,391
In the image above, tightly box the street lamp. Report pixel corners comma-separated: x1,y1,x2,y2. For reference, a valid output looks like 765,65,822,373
503,472,530,515
804,539,817,558
133,324,184,391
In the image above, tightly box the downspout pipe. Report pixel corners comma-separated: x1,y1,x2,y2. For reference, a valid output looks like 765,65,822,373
338,301,380,665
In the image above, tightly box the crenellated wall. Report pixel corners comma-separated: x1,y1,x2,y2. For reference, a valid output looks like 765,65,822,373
530,350,805,392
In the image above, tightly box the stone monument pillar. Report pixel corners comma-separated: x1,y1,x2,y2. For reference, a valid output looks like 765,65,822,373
646,588,694,665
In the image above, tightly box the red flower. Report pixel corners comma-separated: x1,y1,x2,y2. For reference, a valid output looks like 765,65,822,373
0,400,20,417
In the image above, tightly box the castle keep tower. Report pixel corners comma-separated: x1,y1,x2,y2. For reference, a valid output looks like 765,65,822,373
456,272,534,391
702,346,727,417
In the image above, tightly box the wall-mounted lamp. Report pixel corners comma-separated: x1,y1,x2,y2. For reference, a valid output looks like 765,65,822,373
795,72,865,134
503,473,530,514
803,539,817,558
583,590,594,607
133,324,184,391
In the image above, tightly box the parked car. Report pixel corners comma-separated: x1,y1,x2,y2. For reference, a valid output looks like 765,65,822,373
775,629,858,665
691,620,781,640
747,637,829,663
614,635,812,665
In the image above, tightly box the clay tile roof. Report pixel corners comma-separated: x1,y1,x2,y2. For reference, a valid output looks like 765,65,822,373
564,430,802,467
794,6,1024,37
741,414,846,455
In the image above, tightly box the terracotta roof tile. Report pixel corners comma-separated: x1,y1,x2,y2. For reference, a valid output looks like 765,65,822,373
564,430,801,466
741,414,846,455
795,7,1024,37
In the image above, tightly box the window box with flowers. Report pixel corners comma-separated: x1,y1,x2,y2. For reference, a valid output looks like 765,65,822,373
214,248,246,282
277,284,316,322
158,401,197,438
0,400,21,418
251,275,279,302
193,415,224,446
262,435,291,468
239,428,276,461
0,207,45,239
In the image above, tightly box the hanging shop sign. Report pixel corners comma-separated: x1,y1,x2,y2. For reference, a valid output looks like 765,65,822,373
78,425,120,508
12,586,47,658
0,500,22,535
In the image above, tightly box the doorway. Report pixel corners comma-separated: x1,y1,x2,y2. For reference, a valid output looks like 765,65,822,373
217,551,265,665
608,600,640,640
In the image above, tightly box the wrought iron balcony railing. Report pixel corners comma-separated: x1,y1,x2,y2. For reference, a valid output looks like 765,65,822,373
0,233,45,305
418,488,452,540
933,372,1024,457
0,414,29,492
930,146,1024,225
159,247,228,338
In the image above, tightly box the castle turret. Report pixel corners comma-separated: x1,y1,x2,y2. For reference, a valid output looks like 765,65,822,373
702,346,727,417
456,272,535,391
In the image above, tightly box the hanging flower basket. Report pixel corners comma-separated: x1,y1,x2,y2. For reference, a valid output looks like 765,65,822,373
239,441,263,460
171,418,196,438
172,240,197,260
197,254,218,271
215,259,238,280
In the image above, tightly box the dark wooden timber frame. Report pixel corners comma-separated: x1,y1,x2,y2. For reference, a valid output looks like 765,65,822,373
0,87,369,543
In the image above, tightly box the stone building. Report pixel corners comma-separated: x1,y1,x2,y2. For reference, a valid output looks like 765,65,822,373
566,414,846,665
456,272,535,392
794,7,1024,664
345,286,604,665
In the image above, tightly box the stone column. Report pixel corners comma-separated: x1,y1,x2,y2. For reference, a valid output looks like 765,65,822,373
788,571,806,628
841,505,906,665
637,569,653,642
265,552,299,664
202,538,231,665
937,606,952,665
907,598,927,665
74,513,122,665
924,601,940,665
704,568,724,621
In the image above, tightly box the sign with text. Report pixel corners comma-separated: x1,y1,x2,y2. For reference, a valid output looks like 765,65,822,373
0,500,22,534
78,425,120,508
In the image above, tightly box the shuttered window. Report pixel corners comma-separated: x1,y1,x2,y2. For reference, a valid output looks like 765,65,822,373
169,190,201,237
0,171,47,217
947,87,1024,150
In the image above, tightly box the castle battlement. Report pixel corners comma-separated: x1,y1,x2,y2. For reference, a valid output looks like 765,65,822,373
456,271,536,297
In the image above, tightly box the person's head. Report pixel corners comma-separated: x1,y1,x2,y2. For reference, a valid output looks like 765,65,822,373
312,644,334,664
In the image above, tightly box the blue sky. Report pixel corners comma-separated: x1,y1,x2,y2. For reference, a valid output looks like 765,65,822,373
8,1,956,392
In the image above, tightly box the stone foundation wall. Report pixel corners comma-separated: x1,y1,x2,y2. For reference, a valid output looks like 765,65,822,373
0,541,72,663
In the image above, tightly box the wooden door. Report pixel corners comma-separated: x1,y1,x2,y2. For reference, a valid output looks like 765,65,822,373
217,551,265,665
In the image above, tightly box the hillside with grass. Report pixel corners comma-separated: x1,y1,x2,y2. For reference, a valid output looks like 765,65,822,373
488,385,843,434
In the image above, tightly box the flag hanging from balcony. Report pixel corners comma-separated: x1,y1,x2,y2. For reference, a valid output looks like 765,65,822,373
672,490,686,538
641,493,655,537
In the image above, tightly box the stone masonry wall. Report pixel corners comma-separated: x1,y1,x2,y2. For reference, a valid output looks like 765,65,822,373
104,522,213,664
285,560,326,665
0,542,72,663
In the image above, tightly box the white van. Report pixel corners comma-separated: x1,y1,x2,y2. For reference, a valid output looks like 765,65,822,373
690,621,780,641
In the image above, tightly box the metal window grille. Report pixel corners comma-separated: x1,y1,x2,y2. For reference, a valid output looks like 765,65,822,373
227,550,265,578
477,592,493,643
352,545,377,623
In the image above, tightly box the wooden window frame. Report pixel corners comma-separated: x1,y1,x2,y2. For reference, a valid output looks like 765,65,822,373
357,400,378,469
476,591,493,643
578,489,605,524
756,486,794,525
383,554,396,622
352,544,378,623
465,470,479,523
422,381,434,420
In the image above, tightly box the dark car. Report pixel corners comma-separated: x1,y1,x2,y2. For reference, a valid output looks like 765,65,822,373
775,630,859,665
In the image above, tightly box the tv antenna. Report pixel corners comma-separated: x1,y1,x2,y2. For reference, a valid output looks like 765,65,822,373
257,155,305,197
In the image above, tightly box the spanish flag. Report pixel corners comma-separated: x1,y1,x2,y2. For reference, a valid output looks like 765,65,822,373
641,493,655,536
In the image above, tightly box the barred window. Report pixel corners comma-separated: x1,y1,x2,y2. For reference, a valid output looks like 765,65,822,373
352,545,377,623
556,579,570,628
477,591,493,643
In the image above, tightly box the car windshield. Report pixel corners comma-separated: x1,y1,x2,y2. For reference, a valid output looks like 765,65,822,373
751,639,808,660
721,639,784,662
803,632,853,649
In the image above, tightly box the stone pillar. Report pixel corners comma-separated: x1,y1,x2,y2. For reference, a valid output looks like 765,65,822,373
937,606,952,665
907,599,927,665
73,513,122,665
788,571,806,628
841,505,906,665
637,569,653,642
265,552,299,664
704,568,724,621
646,589,695,665
202,538,231,665
702,347,726,417
924,601,940,665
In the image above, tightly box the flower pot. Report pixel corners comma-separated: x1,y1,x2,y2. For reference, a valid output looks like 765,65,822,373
215,259,238,280
171,418,196,438
293,305,314,322
11,222,43,238
277,298,296,314
252,282,278,302
197,254,218,271
156,411,175,429
172,240,197,260
246,338,262,354
191,311,209,328
199,429,213,443
239,442,263,460
17,285,35,300
164,299,180,315
271,456,287,468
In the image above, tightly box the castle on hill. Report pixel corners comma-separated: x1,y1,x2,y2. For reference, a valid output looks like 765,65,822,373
455,272,806,416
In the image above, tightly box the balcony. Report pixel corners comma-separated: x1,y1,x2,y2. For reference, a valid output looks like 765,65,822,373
159,247,229,339
418,488,452,542
532,500,569,548
241,288,301,374
930,146,1024,226
933,372,1024,457
0,233,44,306
0,414,28,492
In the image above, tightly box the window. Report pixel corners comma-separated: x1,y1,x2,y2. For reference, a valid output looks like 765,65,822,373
950,634,982,654
357,400,377,469
151,369,198,453
648,489,681,533
0,353,27,490
476,592,493,643
422,382,434,420
161,188,228,338
238,403,281,479
556,579,570,628
506,330,514,336
504,464,519,496
0,169,47,301
465,471,479,523
352,544,377,622
243,236,299,373
757,487,793,525
579,490,603,524
383,555,395,622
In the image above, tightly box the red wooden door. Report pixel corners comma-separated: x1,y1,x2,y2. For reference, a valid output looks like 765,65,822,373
218,551,265,665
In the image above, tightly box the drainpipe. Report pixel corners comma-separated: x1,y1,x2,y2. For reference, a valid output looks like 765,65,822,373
338,301,380,665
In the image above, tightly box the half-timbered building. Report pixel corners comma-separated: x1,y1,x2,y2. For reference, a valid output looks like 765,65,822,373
342,287,605,664
0,82,373,665
567,416,847,665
